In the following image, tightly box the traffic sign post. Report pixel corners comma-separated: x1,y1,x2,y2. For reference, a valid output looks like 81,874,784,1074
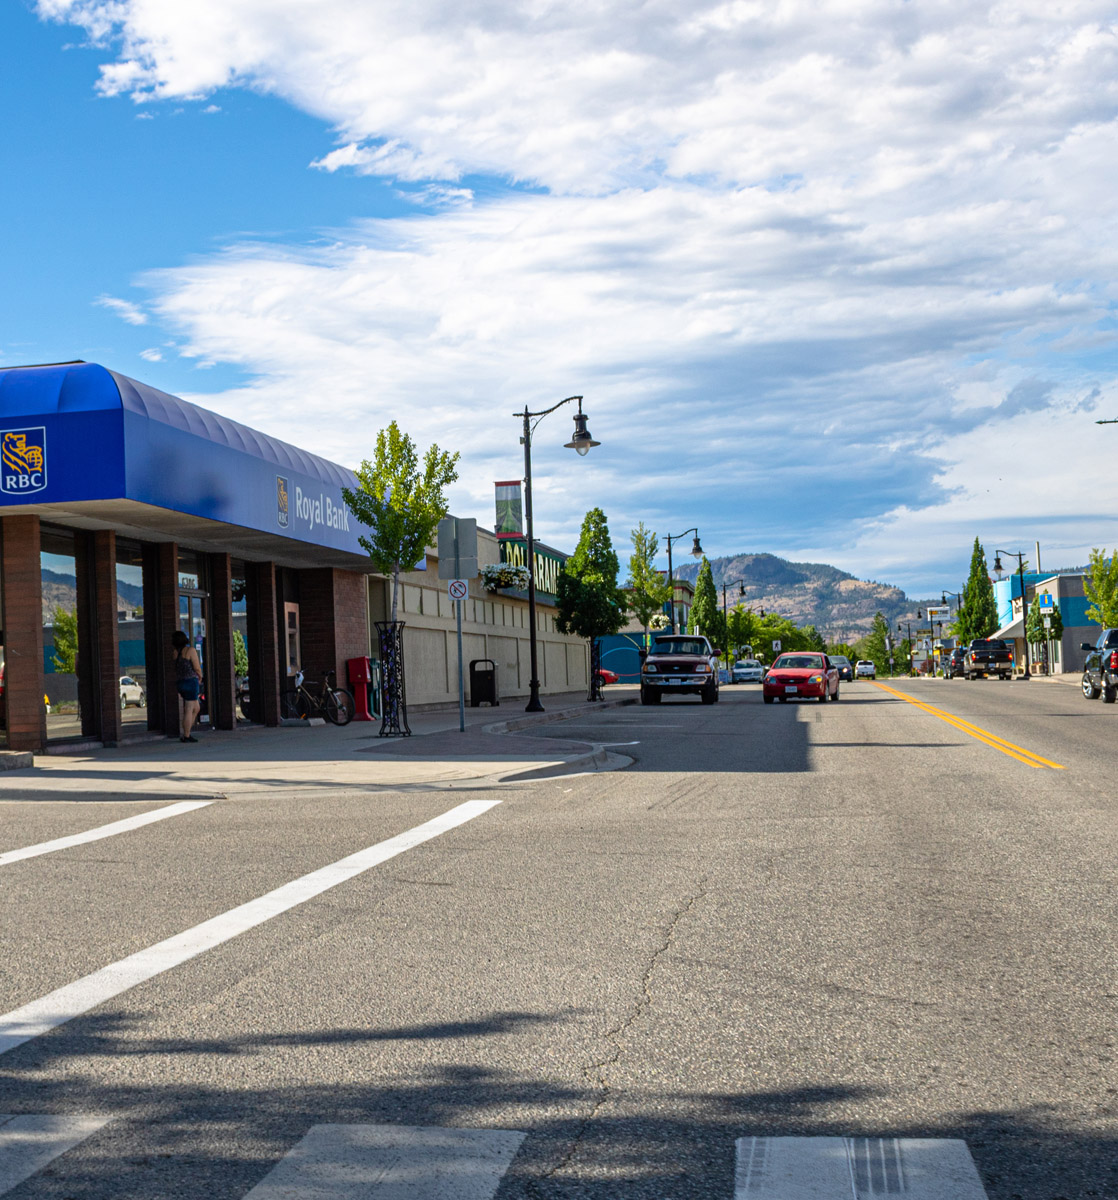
437,518,479,732
772,639,781,653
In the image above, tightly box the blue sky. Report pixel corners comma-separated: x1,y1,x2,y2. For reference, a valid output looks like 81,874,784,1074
4,0,1118,596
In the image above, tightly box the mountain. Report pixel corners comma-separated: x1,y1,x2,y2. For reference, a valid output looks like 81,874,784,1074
672,552,932,643
41,569,144,625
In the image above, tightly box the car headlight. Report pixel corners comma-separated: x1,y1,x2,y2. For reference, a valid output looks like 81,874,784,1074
696,663,710,673
809,674,823,683
643,664,658,673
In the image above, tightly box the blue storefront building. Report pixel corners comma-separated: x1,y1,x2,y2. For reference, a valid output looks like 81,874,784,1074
0,361,378,751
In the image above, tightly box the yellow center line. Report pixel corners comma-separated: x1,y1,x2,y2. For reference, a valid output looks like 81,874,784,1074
872,681,1065,769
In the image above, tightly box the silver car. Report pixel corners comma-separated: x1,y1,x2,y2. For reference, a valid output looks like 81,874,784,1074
732,658,764,683
854,660,877,680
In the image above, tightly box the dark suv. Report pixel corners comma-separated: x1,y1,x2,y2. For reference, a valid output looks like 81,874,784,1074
1080,629,1118,702
943,647,966,679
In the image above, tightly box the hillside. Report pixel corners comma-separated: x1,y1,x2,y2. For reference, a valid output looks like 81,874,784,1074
673,552,930,642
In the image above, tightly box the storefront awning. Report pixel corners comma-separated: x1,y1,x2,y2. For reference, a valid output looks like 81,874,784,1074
994,617,1024,640
0,361,392,570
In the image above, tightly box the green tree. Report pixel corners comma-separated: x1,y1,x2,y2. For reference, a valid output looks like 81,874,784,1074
726,604,756,657
856,611,893,674
954,538,999,642
556,508,627,642
233,629,249,677
1025,594,1063,644
625,522,672,634
342,421,460,623
50,606,78,674
688,556,724,645
1083,548,1118,628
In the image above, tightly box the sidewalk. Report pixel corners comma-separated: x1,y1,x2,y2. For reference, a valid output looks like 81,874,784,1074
0,688,638,802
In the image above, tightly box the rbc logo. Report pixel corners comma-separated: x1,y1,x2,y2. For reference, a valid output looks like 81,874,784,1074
277,475,289,528
1,428,47,495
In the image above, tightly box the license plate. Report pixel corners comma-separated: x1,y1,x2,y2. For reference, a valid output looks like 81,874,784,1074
666,678,683,684
784,685,798,694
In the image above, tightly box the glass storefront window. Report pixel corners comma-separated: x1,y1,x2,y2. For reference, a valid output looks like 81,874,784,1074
178,550,210,727
42,525,85,741
116,539,149,730
0,541,6,747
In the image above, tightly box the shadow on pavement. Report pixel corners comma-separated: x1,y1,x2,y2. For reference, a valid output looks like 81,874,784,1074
0,1011,1112,1199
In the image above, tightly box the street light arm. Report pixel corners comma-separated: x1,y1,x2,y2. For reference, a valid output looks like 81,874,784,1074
515,395,584,442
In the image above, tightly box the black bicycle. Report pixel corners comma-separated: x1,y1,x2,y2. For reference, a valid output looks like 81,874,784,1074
281,669,356,726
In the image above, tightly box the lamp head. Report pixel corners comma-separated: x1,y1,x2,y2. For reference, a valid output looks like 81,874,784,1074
564,398,599,456
993,554,1004,577
690,536,703,558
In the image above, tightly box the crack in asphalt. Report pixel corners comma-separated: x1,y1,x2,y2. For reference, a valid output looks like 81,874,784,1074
526,878,709,1192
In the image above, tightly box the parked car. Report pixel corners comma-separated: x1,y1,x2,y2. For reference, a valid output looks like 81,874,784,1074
963,638,1013,680
943,647,967,679
854,660,877,680
830,655,854,682
595,667,619,686
119,675,146,709
640,634,721,705
732,658,764,683
1080,628,1118,702
762,653,840,703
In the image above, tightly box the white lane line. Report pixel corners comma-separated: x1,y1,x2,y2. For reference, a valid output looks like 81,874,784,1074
244,1124,525,1199
0,801,213,867
0,1114,112,1194
0,799,500,1057
734,1136,988,1198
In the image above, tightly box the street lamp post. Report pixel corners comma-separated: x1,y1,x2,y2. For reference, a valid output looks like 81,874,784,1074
721,578,746,640
665,528,703,633
993,550,1031,680
516,394,599,712
897,620,914,676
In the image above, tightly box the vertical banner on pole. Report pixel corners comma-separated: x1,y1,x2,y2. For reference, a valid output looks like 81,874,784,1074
494,481,523,540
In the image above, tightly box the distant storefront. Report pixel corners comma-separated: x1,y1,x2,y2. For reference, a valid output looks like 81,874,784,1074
0,361,377,751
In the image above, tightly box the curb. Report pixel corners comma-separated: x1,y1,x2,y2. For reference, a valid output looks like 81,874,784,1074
0,751,35,771
482,695,638,736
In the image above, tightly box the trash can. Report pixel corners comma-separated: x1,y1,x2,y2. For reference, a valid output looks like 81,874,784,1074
346,656,375,722
469,658,499,707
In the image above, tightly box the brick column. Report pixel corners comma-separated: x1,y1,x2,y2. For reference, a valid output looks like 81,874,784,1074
143,541,179,736
1,515,46,752
298,567,371,686
209,552,237,730
246,560,281,726
89,530,122,745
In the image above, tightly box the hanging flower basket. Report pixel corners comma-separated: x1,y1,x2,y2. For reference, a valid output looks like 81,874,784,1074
482,562,531,592
649,612,670,630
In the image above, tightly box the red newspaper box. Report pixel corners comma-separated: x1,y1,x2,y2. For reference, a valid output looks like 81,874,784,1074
346,656,374,722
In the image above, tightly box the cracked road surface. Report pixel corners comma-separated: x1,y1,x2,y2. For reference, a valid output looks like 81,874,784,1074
1,681,1115,1198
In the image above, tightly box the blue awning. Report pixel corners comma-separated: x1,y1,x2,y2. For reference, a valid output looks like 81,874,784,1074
0,361,382,568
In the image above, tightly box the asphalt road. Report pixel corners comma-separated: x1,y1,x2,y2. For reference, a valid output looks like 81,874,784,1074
0,679,1114,1199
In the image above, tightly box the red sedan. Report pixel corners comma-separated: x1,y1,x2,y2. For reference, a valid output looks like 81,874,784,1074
596,667,619,685
762,652,840,703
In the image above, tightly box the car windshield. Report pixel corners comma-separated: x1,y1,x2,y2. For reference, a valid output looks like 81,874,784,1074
831,657,851,666
773,655,823,670
652,639,708,656
735,660,759,668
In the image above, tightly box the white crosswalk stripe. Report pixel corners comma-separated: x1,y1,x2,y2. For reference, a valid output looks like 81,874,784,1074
243,1124,526,1199
0,1114,111,1195
734,1136,989,1199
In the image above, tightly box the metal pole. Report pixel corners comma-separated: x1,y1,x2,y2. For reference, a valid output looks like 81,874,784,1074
1020,556,1031,680
456,597,465,731
667,536,675,634
523,408,544,712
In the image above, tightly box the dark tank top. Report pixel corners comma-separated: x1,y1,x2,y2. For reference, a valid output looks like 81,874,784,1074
175,649,198,680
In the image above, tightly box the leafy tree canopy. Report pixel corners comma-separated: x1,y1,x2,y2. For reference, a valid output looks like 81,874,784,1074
954,537,999,642
688,556,725,646
626,522,672,632
50,606,77,674
1084,548,1118,628
556,508,627,641
342,421,460,623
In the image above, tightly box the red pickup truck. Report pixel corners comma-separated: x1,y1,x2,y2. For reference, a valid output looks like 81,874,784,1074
640,635,721,705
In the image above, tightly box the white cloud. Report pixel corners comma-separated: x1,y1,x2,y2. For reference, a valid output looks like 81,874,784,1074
138,347,163,361
41,0,1118,591
95,294,147,324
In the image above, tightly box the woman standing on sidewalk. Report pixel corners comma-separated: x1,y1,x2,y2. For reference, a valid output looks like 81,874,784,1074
171,629,202,743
